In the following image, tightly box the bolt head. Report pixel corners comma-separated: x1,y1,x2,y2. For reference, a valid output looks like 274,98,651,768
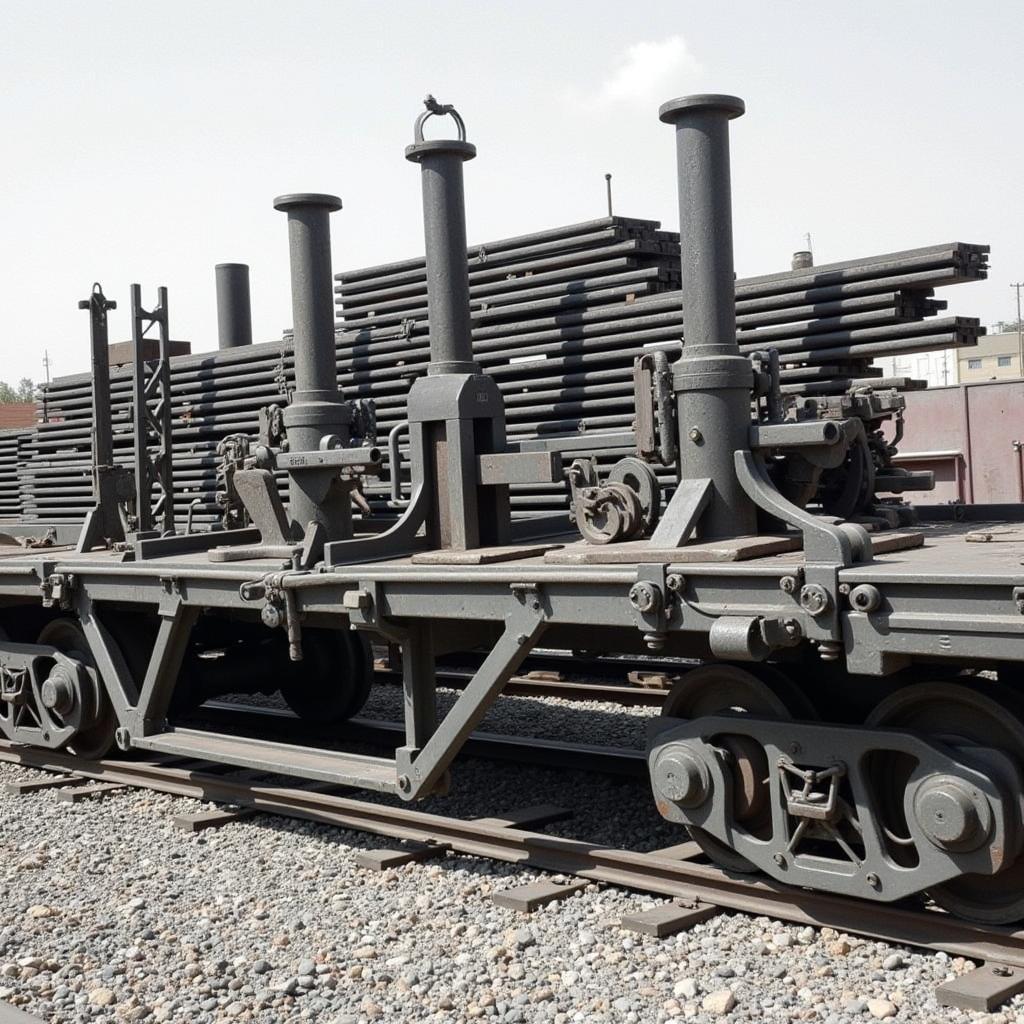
688,427,703,444
629,582,661,614
799,584,831,616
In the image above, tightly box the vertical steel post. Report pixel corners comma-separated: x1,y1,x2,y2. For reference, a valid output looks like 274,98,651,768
130,285,174,535
80,284,116,477
215,263,253,349
406,104,477,375
273,193,353,538
660,94,757,539
75,283,128,553
400,97,511,552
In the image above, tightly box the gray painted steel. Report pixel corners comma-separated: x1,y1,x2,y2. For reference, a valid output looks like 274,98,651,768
660,94,756,540
215,263,253,350
273,193,354,541
0,91,1019,919
405,98,478,376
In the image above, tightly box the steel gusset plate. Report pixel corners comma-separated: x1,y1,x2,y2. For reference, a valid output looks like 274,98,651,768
649,715,1022,903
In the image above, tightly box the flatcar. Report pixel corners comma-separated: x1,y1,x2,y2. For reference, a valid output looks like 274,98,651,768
2,93,1022,926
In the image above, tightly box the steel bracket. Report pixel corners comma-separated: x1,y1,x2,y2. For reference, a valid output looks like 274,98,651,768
40,573,75,611
394,597,547,800
629,565,672,650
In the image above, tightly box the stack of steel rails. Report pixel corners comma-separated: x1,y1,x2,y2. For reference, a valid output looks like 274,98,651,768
8,221,987,527
336,230,987,511
335,215,682,327
0,430,27,522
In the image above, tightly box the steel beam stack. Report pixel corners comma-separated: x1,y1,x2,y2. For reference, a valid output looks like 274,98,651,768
2,217,987,529
0,430,27,521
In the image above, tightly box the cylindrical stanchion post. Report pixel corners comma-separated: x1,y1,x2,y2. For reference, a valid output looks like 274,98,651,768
405,98,477,375
215,263,253,349
273,192,352,538
659,94,757,539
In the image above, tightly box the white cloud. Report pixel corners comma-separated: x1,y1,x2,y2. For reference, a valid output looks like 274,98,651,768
565,35,702,112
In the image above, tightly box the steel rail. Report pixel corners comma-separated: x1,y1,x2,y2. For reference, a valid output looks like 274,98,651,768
2,739,1024,968
372,665,669,706
194,702,647,778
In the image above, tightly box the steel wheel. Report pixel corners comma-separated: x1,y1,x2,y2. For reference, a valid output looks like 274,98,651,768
37,618,116,761
661,663,812,872
866,682,1024,923
280,630,372,724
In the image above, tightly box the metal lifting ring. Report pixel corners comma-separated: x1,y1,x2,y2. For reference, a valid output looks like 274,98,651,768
414,94,467,143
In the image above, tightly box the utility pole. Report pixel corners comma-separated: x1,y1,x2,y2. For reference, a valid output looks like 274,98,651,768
43,350,51,384
604,173,613,217
1012,282,1024,376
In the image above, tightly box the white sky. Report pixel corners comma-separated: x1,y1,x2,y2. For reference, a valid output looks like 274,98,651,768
1,0,1021,385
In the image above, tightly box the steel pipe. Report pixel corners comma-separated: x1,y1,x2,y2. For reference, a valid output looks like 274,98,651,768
273,192,352,537
273,194,344,396
660,93,756,539
405,103,478,374
215,263,253,349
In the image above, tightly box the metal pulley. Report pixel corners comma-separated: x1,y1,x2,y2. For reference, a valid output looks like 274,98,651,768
567,459,643,544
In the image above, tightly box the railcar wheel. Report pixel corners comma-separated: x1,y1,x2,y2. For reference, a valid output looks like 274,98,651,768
661,663,813,872
37,618,116,761
866,682,1024,924
279,629,372,724
820,433,875,519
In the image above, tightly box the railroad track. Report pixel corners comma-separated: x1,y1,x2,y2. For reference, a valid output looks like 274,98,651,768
1,738,1022,1011
194,701,646,778
373,662,671,707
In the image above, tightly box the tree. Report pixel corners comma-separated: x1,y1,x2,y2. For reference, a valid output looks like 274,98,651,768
0,379,34,404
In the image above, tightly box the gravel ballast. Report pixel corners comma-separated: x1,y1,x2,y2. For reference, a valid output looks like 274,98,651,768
0,684,1021,1023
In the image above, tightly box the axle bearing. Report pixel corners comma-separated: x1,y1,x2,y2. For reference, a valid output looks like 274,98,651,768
913,775,991,852
651,744,709,808
39,666,77,717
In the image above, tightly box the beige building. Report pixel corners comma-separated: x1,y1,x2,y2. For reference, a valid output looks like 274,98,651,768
957,331,1024,382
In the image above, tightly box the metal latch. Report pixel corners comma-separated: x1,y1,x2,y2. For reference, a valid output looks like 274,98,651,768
40,573,74,610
